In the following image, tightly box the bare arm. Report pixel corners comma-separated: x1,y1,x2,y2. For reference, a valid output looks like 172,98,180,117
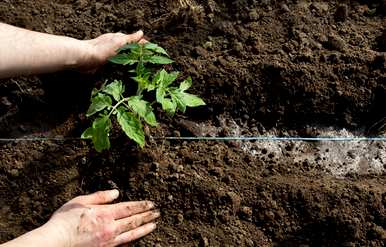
0,23,145,78
1,190,159,247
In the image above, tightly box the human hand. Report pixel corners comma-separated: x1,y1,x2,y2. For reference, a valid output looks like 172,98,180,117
79,31,147,72
47,190,159,247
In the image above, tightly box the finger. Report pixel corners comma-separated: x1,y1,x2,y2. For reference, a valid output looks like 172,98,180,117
114,223,157,245
116,210,160,234
125,30,144,43
138,38,148,44
114,32,127,38
73,190,120,205
105,201,155,220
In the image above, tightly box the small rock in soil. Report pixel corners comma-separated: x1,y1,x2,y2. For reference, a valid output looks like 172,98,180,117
176,213,184,224
221,175,232,184
173,130,181,137
209,167,224,177
203,41,213,50
195,46,208,57
280,3,290,12
245,239,255,247
107,180,119,189
178,120,207,137
218,209,231,223
169,162,178,172
94,2,103,11
233,41,244,52
335,4,349,22
151,162,160,172
8,169,20,177
81,157,87,165
248,9,259,21
76,0,89,9
226,191,241,214
200,236,209,247
239,206,253,222
1,97,12,107
325,34,347,52
310,2,329,14
168,174,180,181
176,165,184,173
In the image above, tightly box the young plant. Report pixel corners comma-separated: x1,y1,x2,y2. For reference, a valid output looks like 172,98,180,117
81,42,205,152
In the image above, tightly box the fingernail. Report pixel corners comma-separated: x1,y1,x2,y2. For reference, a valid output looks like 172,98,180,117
110,189,119,199
151,222,157,230
154,210,161,217
136,30,144,36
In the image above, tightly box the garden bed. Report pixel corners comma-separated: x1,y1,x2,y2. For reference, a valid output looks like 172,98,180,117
0,0,385,246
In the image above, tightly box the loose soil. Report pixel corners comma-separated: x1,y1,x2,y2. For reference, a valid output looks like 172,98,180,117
0,0,385,246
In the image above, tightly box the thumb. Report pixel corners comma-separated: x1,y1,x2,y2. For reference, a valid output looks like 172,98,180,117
77,189,120,205
126,30,144,43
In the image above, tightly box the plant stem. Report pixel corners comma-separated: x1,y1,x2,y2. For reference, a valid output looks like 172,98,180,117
107,97,131,118
135,44,144,95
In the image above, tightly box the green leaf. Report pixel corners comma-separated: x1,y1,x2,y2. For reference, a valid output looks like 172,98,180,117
156,87,166,103
91,88,99,97
127,96,158,127
136,61,146,75
109,53,138,65
132,75,150,92
103,80,124,101
179,92,206,107
118,43,141,52
86,93,112,117
161,98,177,115
145,55,174,64
153,70,178,89
179,77,192,91
152,69,167,86
81,116,111,152
144,43,169,56
116,108,145,148
170,90,187,113
169,90,205,112
144,110,157,127
91,81,108,97
81,127,94,139
164,71,179,87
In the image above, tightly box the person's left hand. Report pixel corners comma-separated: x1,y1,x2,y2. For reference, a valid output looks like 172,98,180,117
46,190,159,247
78,31,147,72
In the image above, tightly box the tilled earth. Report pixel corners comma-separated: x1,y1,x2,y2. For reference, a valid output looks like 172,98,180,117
0,0,385,246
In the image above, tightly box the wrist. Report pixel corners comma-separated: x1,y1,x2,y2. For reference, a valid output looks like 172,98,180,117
63,37,94,71
0,221,68,247
39,220,71,247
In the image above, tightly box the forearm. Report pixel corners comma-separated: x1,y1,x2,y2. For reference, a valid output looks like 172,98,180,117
0,23,90,78
0,221,67,247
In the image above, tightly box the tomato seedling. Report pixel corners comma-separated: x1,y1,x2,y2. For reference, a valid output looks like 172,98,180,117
82,42,205,152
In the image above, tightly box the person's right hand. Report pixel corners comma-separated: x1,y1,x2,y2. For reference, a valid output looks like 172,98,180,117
47,190,159,247
79,31,147,72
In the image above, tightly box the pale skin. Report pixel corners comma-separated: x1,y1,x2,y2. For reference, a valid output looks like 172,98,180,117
0,23,159,246
0,23,147,78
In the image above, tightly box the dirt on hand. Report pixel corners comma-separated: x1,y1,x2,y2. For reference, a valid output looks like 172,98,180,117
0,0,385,246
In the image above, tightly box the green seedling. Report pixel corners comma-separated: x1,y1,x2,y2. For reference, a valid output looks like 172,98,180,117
82,42,205,152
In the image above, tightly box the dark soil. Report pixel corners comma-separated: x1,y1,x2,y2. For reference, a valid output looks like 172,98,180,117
0,0,385,246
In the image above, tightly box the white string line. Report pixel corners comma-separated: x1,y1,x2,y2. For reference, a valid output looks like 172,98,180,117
161,136,386,141
0,136,385,142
